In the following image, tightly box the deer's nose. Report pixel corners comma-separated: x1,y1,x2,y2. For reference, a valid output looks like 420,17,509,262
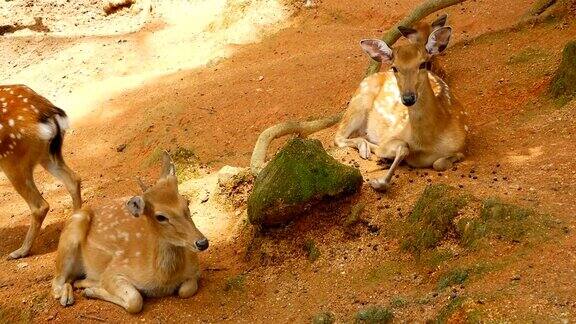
195,238,209,251
401,93,416,106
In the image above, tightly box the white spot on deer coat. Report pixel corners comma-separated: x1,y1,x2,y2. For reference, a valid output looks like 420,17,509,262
8,119,14,127
23,98,28,103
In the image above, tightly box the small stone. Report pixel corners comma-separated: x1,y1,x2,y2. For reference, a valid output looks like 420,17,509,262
511,274,521,281
116,143,127,152
16,262,28,269
258,75,264,81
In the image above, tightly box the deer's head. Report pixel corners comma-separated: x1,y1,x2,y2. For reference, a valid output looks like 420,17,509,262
360,24,452,107
126,152,209,252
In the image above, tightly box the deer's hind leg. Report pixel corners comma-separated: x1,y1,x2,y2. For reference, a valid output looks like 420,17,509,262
335,93,378,159
83,273,143,314
52,209,91,306
432,153,464,171
41,153,82,211
0,156,49,259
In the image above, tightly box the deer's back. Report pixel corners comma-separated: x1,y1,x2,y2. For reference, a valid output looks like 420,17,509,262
0,85,67,160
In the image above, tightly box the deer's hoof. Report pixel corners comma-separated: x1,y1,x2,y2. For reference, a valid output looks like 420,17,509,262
358,141,371,160
59,283,75,306
7,248,29,260
369,179,391,192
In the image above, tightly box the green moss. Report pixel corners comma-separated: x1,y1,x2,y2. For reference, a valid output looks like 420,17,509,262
304,239,321,262
390,296,408,308
507,47,548,65
459,198,548,246
312,312,335,324
365,261,403,284
437,268,469,290
402,184,471,253
223,274,246,292
434,297,464,324
549,40,576,100
402,185,554,253
418,249,455,268
248,138,362,227
355,306,393,324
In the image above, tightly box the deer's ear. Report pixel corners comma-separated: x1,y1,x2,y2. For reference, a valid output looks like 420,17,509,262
360,39,393,64
126,196,145,217
398,26,420,43
426,26,452,55
431,14,448,29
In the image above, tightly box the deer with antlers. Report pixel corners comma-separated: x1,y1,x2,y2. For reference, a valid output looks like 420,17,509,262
334,19,467,191
0,85,81,259
52,152,209,313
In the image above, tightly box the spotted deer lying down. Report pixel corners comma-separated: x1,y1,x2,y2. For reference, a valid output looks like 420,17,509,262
335,24,467,191
0,85,82,259
52,153,209,313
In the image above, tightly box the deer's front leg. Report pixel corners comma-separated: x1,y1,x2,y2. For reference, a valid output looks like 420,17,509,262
178,278,199,298
369,140,409,192
84,274,143,314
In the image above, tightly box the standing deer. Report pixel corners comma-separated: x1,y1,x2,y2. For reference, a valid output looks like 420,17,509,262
335,24,467,191
0,85,82,259
52,152,209,313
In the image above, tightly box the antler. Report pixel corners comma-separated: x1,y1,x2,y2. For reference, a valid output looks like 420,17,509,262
135,177,149,192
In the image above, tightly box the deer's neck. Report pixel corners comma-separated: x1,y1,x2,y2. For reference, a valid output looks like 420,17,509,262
153,240,186,279
407,76,448,142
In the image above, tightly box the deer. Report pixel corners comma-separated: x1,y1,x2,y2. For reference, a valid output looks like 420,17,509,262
0,85,82,259
52,152,209,313
334,23,467,191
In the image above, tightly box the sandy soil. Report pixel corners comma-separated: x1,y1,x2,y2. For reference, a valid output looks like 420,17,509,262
1,0,575,322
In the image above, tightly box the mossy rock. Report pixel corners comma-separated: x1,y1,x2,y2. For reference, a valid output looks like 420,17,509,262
549,40,576,99
402,185,553,253
402,184,473,253
248,138,362,227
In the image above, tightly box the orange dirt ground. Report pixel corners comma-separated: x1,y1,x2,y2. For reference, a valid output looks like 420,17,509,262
1,0,575,322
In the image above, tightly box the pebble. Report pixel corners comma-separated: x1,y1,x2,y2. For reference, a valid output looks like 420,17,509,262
16,262,28,269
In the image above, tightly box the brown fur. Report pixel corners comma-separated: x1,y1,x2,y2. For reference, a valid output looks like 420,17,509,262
335,25,467,191
0,85,81,259
52,153,208,313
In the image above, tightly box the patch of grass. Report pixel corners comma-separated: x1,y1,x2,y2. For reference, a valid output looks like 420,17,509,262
402,184,472,253
304,239,321,262
223,274,246,292
144,147,164,167
365,261,403,285
437,268,469,290
418,248,455,268
434,297,465,323
458,197,551,246
390,296,408,308
507,47,548,65
354,306,393,324
312,311,335,324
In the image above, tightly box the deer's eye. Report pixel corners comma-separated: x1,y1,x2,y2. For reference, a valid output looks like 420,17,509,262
391,66,398,73
419,62,428,70
156,214,169,222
